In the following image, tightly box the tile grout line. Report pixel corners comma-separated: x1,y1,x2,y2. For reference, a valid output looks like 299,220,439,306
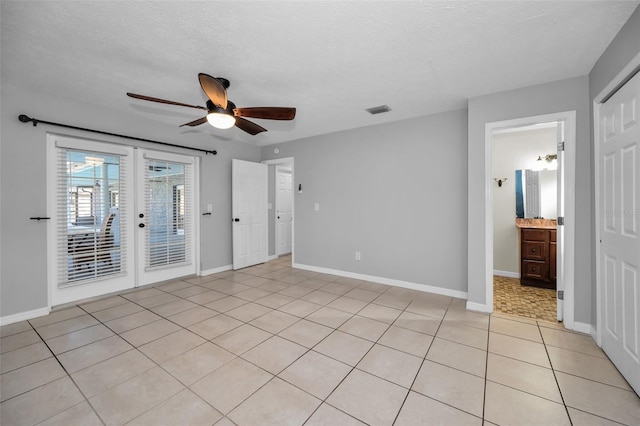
25,316,108,426
481,315,491,424
538,320,573,426
389,298,448,425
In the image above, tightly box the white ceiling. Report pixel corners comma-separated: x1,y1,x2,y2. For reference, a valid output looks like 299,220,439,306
2,1,638,147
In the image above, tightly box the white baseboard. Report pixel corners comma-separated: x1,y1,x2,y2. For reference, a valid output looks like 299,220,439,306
493,270,520,279
293,263,467,300
199,264,232,276
267,255,278,261
0,307,50,326
466,301,493,313
569,321,592,335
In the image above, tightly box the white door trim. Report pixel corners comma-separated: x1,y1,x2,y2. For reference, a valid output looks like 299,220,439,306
262,157,295,263
479,111,577,329
593,52,640,347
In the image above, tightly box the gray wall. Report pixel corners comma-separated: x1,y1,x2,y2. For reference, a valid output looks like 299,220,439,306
0,82,260,318
588,6,640,324
262,109,468,293
467,76,592,322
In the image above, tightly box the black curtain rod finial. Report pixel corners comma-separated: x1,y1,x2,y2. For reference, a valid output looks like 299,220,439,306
19,114,38,126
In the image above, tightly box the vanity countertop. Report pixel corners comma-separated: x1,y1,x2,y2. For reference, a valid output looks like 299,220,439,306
515,218,557,229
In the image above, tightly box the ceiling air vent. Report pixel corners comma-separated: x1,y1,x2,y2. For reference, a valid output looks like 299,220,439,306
365,105,391,115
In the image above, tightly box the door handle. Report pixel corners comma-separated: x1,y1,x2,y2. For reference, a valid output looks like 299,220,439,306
277,216,280,219
139,223,145,228
233,218,240,222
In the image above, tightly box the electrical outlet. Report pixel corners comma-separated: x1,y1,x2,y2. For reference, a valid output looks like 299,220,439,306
355,251,361,260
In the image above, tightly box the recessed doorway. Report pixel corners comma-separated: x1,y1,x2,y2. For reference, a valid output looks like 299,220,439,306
491,122,560,322
484,110,576,328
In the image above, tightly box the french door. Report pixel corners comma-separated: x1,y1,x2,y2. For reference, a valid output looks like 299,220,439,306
47,135,198,306
136,150,198,286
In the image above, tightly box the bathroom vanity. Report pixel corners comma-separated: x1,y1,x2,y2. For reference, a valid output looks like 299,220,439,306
516,219,557,289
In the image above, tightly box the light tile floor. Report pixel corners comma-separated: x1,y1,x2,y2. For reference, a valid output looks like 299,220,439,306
1,256,639,425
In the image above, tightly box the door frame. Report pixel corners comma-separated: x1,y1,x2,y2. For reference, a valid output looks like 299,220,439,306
262,157,295,263
593,52,640,347
484,111,577,329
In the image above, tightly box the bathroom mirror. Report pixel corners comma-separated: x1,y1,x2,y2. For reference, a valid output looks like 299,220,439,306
515,169,557,219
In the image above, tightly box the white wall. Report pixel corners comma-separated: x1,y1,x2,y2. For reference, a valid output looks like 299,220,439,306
0,82,261,318
492,127,557,275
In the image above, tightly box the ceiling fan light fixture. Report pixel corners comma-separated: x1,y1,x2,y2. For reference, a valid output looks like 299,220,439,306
206,111,236,129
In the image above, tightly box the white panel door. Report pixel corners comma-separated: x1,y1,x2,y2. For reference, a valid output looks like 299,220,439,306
276,167,293,256
232,159,267,269
136,150,198,286
598,71,640,394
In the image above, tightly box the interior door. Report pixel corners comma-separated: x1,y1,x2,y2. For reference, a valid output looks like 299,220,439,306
598,71,640,395
136,150,198,286
48,135,136,306
276,166,293,256
232,159,268,269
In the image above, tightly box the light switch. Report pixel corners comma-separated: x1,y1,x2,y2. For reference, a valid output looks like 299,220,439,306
314,203,320,211
206,203,213,212
268,203,273,210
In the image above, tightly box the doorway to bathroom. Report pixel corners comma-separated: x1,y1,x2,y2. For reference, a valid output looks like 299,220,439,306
487,111,576,326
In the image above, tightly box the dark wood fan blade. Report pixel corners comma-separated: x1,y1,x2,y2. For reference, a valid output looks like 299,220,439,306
179,117,208,127
198,73,227,110
127,93,207,110
233,107,296,120
235,117,267,135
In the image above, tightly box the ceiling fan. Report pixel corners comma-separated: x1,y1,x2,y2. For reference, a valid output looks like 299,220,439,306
127,73,296,135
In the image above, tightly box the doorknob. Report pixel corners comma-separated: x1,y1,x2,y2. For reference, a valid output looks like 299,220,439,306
139,223,145,228
233,218,240,222
277,216,280,219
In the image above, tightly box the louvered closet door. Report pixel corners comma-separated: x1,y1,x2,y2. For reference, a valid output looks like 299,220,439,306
136,150,198,286
48,135,135,306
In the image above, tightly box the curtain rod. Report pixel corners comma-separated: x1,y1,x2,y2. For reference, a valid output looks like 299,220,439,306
18,114,217,155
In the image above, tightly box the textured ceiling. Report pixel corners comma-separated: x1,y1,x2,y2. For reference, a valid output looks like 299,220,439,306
1,1,638,146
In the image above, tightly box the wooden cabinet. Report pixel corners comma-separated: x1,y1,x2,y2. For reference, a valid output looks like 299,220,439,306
520,227,557,289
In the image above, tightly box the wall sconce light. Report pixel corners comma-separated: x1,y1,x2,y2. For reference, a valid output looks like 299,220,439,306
537,154,558,163
494,178,508,187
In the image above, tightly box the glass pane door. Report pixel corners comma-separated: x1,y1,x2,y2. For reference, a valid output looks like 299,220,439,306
137,150,196,286
48,135,135,306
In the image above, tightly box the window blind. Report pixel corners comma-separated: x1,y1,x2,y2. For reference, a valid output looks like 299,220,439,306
57,149,127,286
144,158,192,269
